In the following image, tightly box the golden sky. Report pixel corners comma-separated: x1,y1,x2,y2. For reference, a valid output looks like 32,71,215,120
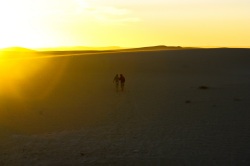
0,0,250,48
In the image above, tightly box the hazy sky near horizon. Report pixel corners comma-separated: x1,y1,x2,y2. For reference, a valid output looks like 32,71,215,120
0,0,250,48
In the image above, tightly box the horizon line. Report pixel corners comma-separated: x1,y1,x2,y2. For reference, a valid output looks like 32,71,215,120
1,45,250,51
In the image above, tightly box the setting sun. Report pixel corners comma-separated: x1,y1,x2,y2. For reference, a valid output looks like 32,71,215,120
0,0,74,48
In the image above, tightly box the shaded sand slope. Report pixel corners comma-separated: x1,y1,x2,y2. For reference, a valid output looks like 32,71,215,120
1,48,250,165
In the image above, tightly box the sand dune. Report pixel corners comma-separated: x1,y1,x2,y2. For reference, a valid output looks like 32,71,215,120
1,48,250,165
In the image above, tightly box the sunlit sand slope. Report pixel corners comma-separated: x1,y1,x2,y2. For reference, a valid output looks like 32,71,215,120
1,48,250,165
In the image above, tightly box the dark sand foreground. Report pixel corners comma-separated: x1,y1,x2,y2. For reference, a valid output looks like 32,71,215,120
1,48,250,165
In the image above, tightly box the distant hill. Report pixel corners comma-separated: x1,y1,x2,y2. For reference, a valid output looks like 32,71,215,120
38,45,184,56
38,45,183,53
123,45,182,52
0,47,36,52
0,47,38,59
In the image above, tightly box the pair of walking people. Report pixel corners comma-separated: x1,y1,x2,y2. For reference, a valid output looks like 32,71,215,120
113,74,125,92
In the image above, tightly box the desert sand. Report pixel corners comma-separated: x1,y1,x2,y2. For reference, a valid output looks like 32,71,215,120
0,48,250,165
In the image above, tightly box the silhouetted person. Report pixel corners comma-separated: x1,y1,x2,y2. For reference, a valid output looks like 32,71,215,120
113,74,119,92
119,74,125,92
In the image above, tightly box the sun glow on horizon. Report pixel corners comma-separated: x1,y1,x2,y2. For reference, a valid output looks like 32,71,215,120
0,50,50,98
0,0,250,48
